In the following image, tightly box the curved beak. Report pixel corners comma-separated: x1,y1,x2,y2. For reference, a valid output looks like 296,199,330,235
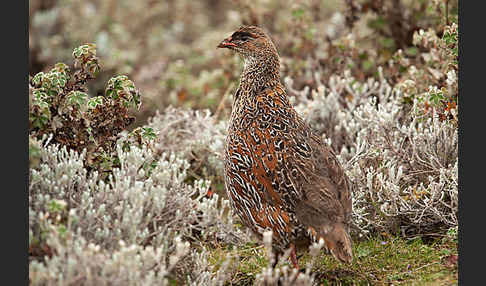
217,37,236,49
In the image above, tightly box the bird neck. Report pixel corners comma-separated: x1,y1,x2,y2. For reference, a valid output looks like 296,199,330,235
238,54,281,95
229,53,289,129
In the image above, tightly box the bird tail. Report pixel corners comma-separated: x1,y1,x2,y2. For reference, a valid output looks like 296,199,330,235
319,223,353,264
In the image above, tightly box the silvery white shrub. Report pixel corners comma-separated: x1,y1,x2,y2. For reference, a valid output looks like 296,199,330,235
145,106,227,183
287,68,458,236
29,134,245,285
29,66,458,284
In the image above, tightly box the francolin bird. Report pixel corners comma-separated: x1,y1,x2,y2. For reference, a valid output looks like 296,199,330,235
218,26,353,269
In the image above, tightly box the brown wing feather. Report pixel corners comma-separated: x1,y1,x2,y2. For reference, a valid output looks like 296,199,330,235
256,86,352,227
293,140,352,224
258,86,353,263
249,85,353,223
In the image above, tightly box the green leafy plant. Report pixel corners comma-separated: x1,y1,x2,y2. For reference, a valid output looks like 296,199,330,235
29,43,142,176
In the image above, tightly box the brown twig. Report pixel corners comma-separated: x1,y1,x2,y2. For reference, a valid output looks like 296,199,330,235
214,82,234,119
445,0,449,25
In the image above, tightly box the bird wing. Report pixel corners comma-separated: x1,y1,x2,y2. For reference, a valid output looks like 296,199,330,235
254,85,353,229
254,86,354,263
293,134,353,229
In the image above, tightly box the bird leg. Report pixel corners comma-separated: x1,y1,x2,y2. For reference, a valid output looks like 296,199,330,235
271,256,279,269
289,243,300,270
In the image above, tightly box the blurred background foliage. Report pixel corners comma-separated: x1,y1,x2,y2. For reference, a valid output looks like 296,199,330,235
29,0,458,127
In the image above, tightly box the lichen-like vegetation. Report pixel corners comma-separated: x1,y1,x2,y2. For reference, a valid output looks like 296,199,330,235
29,0,458,285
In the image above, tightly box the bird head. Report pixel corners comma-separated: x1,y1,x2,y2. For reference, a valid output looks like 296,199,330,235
217,26,278,60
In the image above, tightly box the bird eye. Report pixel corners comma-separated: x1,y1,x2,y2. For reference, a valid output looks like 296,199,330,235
232,31,254,43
